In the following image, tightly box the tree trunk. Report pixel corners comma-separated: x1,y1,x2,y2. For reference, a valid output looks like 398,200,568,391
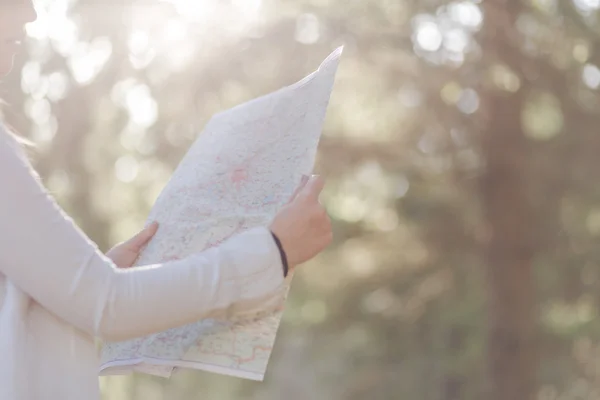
479,1,537,399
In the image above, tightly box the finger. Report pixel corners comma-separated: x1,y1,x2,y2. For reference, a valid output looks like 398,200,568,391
287,175,310,204
126,221,159,250
302,175,326,201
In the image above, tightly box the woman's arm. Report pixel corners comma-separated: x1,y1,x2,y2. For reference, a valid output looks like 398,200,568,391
0,132,285,342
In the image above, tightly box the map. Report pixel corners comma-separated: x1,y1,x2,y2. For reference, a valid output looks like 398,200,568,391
99,47,343,381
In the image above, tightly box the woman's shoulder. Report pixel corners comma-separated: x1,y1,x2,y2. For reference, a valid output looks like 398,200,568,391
0,124,23,149
0,125,41,183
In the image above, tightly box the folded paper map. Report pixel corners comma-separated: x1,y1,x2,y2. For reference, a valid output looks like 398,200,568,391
99,47,342,381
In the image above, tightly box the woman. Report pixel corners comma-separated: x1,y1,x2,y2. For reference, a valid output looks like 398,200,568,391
0,1,333,399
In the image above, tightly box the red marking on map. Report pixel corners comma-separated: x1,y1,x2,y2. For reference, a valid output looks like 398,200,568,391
230,168,249,190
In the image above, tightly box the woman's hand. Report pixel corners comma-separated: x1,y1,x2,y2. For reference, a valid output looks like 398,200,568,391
269,175,333,271
106,222,159,268
107,176,331,271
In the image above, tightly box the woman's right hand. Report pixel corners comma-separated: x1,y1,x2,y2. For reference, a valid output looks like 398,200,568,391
269,175,333,270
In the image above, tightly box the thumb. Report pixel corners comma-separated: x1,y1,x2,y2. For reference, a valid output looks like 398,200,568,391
287,175,310,204
302,175,326,201
126,221,159,251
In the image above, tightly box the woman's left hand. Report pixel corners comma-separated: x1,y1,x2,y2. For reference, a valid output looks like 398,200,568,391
106,222,159,268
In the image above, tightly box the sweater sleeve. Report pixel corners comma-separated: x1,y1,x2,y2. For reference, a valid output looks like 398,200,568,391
0,131,286,342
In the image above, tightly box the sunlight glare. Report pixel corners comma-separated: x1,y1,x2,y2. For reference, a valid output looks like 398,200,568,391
296,14,320,44
342,241,377,277
574,0,600,12
444,28,469,53
447,1,483,30
582,64,600,89
457,88,480,114
167,0,219,23
25,97,51,125
232,0,262,16
27,0,78,55
68,37,113,85
128,30,150,55
125,84,158,128
163,19,188,43
128,30,156,69
21,61,41,95
395,175,410,198
47,71,70,102
414,20,442,52
114,156,140,183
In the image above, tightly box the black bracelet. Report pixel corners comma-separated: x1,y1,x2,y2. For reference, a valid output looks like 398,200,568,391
270,232,289,277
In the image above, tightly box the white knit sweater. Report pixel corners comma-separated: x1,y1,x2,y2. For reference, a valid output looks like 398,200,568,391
0,128,285,399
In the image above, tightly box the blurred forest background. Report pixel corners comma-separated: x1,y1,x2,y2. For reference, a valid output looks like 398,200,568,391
4,0,600,399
